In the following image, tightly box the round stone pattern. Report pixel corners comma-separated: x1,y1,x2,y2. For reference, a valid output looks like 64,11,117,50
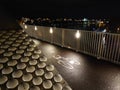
6,79,19,89
26,66,35,73
21,57,29,62
29,60,37,65
30,86,40,90
2,67,13,74
32,77,43,85
35,69,44,76
32,54,40,59
12,54,21,59
17,63,26,69
37,62,46,68
18,83,30,90
0,57,8,63
53,83,63,90
43,80,52,89
16,50,24,54
54,74,63,82
22,73,33,82
46,64,55,71
44,72,54,79
0,64,3,70
3,52,13,57
7,60,17,66
0,76,8,85
12,70,23,78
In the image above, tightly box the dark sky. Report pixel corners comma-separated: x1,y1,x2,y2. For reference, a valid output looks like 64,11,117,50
0,0,120,19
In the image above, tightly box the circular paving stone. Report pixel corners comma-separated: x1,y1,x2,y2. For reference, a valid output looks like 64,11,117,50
0,64,3,70
17,63,26,70
3,52,13,57
39,56,47,62
53,83,63,90
32,77,43,85
2,67,13,74
46,64,55,71
21,57,29,62
9,38,16,41
7,60,17,66
8,47,17,51
29,44,36,48
5,41,12,45
35,69,44,76
63,85,72,90
6,79,19,89
12,54,21,59
0,57,8,63
29,60,37,65
22,41,30,45
30,86,40,90
12,43,20,47
32,54,40,59
16,50,24,54
0,76,8,85
12,70,23,78
26,66,35,73
37,62,46,68
12,35,19,38
34,49,41,54
25,38,32,42
22,73,33,82
27,47,34,51
24,52,32,56
19,36,26,40
16,40,23,43
0,39,6,43
19,45,27,49
0,49,5,54
44,72,54,79
2,35,9,38
43,80,52,89
54,74,63,83
0,45,9,49
18,83,29,90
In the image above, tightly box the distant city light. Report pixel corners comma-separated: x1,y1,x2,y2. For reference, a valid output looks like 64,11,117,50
83,18,88,22
25,25,27,29
50,27,53,34
75,30,81,39
35,26,37,31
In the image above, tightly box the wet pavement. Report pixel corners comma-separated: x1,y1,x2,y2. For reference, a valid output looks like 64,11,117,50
33,39,120,90
0,30,72,90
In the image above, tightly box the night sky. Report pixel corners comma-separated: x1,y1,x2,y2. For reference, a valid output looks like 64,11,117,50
0,0,120,19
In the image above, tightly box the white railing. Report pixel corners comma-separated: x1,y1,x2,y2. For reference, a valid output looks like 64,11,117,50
22,24,120,64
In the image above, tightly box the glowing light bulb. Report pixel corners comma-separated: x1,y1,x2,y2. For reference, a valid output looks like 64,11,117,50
35,26,37,31
75,30,81,39
50,27,53,34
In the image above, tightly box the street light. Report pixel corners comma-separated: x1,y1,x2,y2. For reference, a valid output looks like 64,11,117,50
50,27,53,34
75,30,81,39
35,26,37,31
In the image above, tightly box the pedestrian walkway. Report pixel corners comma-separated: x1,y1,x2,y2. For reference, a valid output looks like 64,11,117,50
32,38,120,90
0,30,72,90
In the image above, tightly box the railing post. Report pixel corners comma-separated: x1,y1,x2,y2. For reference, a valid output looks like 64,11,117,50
62,29,64,47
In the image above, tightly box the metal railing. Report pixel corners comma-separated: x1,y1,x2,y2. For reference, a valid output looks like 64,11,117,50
22,24,120,64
